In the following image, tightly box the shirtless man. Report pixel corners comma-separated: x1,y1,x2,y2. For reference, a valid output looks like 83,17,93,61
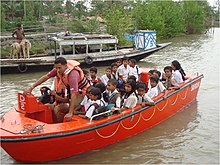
12,24,25,43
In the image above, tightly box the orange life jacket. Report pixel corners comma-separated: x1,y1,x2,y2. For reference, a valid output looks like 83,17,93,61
54,60,89,99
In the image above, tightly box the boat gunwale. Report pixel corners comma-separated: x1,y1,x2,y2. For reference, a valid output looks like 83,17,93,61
0,74,204,142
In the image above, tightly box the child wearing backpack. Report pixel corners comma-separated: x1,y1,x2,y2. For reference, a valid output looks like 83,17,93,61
106,79,121,110
78,88,105,119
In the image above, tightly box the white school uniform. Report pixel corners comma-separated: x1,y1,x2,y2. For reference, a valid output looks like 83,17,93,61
100,74,112,86
112,71,119,80
129,65,142,80
173,70,183,84
80,96,92,112
157,81,166,94
137,93,154,105
122,92,137,108
147,86,159,98
85,99,105,119
118,64,130,81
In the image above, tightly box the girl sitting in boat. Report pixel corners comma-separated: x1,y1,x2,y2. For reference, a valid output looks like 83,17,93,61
164,66,180,90
111,79,138,113
147,75,160,98
136,82,154,106
78,88,105,119
171,60,186,83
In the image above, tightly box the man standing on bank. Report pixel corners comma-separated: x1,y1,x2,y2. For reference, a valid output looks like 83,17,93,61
23,57,89,122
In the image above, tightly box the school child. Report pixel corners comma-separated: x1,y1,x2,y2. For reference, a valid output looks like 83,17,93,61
153,70,168,98
74,86,94,115
106,79,121,110
111,79,138,113
111,63,119,80
164,66,180,90
128,59,141,81
136,82,154,106
118,57,130,83
115,58,122,67
147,69,157,90
12,23,25,43
78,88,105,119
88,66,101,86
95,82,108,105
100,67,112,86
171,60,186,83
147,75,159,98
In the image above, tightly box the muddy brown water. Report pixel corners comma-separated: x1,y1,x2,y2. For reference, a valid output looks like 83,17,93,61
0,28,219,164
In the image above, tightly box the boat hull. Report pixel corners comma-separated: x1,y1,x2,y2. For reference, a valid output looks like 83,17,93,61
0,74,203,162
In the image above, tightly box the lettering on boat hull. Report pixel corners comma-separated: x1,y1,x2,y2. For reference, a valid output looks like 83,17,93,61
191,82,200,91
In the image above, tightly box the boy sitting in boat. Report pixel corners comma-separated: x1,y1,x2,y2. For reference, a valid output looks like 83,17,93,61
106,79,121,111
164,66,180,90
147,75,160,98
78,88,105,119
74,86,95,115
100,67,112,86
128,59,142,81
88,66,101,86
118,57,130,83
153,70,168,98
136,82,154,106
111,63,119,80
95,82,108,105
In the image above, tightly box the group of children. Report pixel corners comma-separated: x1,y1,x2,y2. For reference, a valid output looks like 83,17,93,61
75,57,186,119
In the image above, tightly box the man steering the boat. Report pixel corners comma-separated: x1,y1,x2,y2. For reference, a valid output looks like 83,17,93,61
23,57,89,122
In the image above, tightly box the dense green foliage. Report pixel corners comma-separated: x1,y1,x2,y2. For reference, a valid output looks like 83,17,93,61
1,0,218,57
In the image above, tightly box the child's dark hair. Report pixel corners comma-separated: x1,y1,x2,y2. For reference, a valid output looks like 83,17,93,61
111,63,118,68
87,85,95,93
89,66,98,74
127,75,137,82
129,59,137,65
95,82,106,93
148,69,156,75
106,67,111,71
137,82,146,90
150,75,159,83
115,58,122,63
164,66,173,72
108,79,118,87
90,88,102,99
154,70,161,78
17,23,22,28
122,56,129,61
54,57,67,65
124,79,138,99
171,60,186,80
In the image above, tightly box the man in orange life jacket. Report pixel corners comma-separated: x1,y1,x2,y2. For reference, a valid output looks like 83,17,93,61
23,57,89,122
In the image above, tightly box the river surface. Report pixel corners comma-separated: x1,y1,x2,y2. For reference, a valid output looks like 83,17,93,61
0,28,219,164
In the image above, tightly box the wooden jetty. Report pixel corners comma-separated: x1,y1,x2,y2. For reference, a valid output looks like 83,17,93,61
1,31,171,74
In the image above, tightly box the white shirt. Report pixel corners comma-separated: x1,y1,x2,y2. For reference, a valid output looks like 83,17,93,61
118,64,130,81
80,96,92,112
100,74,111,86
85,99,105,119
122,92,137,108
157,81,166,94
129,65,142,80
137,93,154,104
147,86,158,98
112,71,119,80
173,70,183,84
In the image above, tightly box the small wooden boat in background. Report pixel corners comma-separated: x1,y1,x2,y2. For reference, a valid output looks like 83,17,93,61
1,30,171,74
0,71,203,163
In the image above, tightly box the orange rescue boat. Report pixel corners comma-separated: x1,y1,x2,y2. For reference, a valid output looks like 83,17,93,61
0,71,203,163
